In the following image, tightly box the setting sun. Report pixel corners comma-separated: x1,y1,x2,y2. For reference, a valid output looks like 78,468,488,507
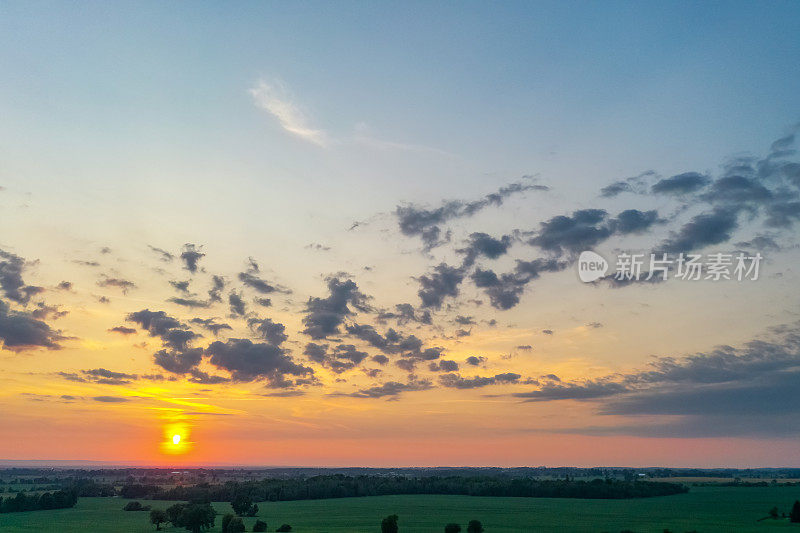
172,434,181,445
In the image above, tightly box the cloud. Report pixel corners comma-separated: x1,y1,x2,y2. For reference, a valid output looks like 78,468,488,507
610,209,660,234
651,172,710,195
598,171,657,198
396,177,547,250
148,245,174,262
169,280,191,293
180,244,205,273
206,338,313,385
429,359,459,372
97,276,136,293
343,378,433,399
168,297,210,308
0,300,65,351
249,80,328,147
208,275,225,302
471,258,566,310
82,368,138,385
302,276,370,339
465,356,486,366
417,263,464,309
93,396,129,403
238,271,279,294
153,348,203,374
439,372,521,389
108,326,137,335
0,249,43,304
248,318,288,346
228,291,246,317
458,232,513,267
659,207,739,253
190,318,232,336
528,209,612,256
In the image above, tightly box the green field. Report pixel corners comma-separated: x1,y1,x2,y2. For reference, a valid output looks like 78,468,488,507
2,486,800,532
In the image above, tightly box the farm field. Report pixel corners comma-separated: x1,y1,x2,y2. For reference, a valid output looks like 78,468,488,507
2,486,800,532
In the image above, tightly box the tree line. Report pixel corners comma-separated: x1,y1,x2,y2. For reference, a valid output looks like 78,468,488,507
0,489,78,513
117,475,687,503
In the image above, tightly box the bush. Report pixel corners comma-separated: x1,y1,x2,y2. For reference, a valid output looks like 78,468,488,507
253,521,268,532
227,517,246,532
381,514,399,533
445,524,461,533
276,525,292,532
222,514,235,532
467,521,484,533
124,501,150,511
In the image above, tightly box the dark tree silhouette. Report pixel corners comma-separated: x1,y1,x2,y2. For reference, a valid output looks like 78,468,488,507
791,500,800,523
276,525,292,532
445,524,461,533
253,520,268,532
381,514,399,533
222,513,234,532
166,502,217,533
231,493,257,516
467,520,484,533
150,509,167,531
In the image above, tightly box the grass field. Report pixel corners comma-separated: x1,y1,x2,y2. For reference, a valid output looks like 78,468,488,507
2,486,800,532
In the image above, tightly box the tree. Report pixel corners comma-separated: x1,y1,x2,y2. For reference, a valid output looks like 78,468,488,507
791,500,800,523
445,524,461,533
381,514,399,533
222,513,235,532
168,502,216,533
467,520,484,533
247,503,259,517
769,506,779,519
231,493,256,516
150,509,168,531
227,517,246,532
276,525,292,532
252,520,267,532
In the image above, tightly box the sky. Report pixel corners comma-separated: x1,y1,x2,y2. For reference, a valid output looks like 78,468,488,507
1,1,800,467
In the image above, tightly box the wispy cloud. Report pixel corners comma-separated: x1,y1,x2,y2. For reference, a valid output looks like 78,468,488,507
249,80,329,147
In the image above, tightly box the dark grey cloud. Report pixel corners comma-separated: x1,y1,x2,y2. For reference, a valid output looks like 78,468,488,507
93,396,129,403
248,318,288,346
238,271,279,294
206,338,313,385
700,175,773,205
429,359,459,372
465,356,486,366
57,281,73,291
610,209,660,234
180,243,205,273
377,303,432,325
148,245,174,262
651,172,710,196
598,171,656,198
344,378,433,399
439,372,521,389
303,342,369,373
0,300,65,351
169,280,191,293
228,291,246,317
97,276,136,293
31,302,68,320
471,258,567,310
302,276,370,339
82,368,138,385
417,263,464,309
126,309,184,338
528,209,612,256
108,326,137,335
0,249,43,304
396,176,547,250
509,325,800,437
168,297,210,308
153,348,203,374
208,275,225,302
458,233,513,267
659,207,739,253
190,318,232,336
765,200,800,228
